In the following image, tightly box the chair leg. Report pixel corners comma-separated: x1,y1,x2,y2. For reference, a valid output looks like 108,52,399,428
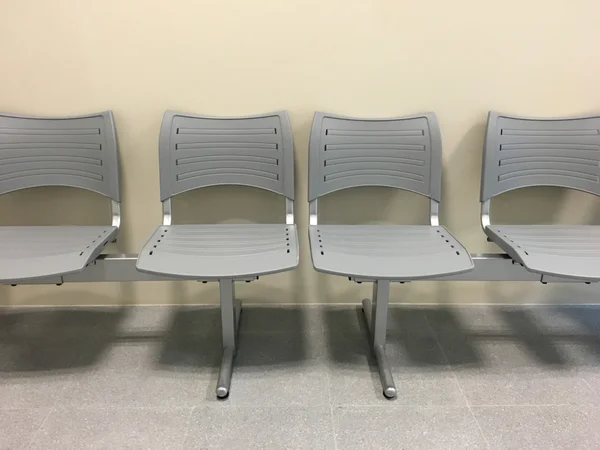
361,280,397,399
216,278,242,399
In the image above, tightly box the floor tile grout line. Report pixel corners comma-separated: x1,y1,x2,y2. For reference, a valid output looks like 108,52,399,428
0,407,57,412
423,311,492,450
320,312,338,450
42,404,359,411
177,406,195,450
43,405,209,411
24,406,53,448
293,403,600,409
22,372,70,445
329,404,338,450
326,368,338,450
580,376,596,395
469,404,600,408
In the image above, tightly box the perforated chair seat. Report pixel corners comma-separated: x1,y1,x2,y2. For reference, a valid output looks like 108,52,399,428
309,225,473,280
485,225,600,281
136,224,299,279
0,226,117,281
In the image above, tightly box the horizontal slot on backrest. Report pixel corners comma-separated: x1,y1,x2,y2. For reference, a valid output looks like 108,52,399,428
0,128,100,135
500,143,600,150
325,143,425,151
0,143,101,150
177,128,276,135
498,169,598,182
0,155,102,165
0,168,104,181
325,169,424,182
177,167,279,181
501,129,599,136
326,129,424,136
324,156,424,166
176,155,277,165
175,142,278,150
500,156,598,166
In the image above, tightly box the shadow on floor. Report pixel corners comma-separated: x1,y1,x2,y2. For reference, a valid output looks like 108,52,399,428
1,305,599,377
0,308,126,373
323,304,600,370
426,305,600,368
156,305,312,372
155,306,221,370
321,306,370,364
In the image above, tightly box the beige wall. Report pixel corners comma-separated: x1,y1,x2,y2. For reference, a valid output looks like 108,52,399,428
1,0,600,306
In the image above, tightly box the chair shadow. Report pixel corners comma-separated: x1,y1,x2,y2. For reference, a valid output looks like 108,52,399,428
553,305,600,361
3,302,599,390
423,305,483,366
156,305,311,373
155,306,222,372
426,305,600,369
554,305,600,334
387,306,455,366
0,302,314,377
0,306,126,375
322,305,372,365
496,307,568,366
323,301,600,384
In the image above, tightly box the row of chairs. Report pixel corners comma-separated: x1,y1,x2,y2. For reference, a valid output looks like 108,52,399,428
1,109,599,399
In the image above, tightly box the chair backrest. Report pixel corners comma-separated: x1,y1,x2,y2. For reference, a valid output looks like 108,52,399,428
481,112,600,201
0,111,120,201
158,111,295,201
308,112,442,202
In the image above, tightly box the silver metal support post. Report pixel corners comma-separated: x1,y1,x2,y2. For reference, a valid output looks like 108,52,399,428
216,278,242,399
111,200,121,229
309,199,318,226
481,199,491,231
285,198,295,225
429,199,440,227
110,200,121,242
162,198,172,226
361,280,397,399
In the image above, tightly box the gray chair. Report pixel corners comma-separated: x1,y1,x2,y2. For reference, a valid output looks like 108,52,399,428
308,111,473,398
481,111,600,282
136,110,299,398
0,112,121,282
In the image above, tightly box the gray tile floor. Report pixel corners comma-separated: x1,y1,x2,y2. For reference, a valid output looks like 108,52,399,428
1,304,599,449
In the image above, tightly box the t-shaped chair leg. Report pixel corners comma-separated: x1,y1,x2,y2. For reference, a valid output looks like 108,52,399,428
361,279,397,399
216,278,242,399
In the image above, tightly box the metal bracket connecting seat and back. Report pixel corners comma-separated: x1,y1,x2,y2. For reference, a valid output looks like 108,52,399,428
135,110,299,398
481,112,600,282
307,111,474,399
0,112,121,283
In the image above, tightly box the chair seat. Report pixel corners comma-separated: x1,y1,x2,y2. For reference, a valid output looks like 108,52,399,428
136,224,299,279
309,225,473,280
0,226,117,282
485,225,600,281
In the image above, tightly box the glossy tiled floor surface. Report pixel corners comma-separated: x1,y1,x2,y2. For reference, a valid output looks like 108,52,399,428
1,304,599,449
